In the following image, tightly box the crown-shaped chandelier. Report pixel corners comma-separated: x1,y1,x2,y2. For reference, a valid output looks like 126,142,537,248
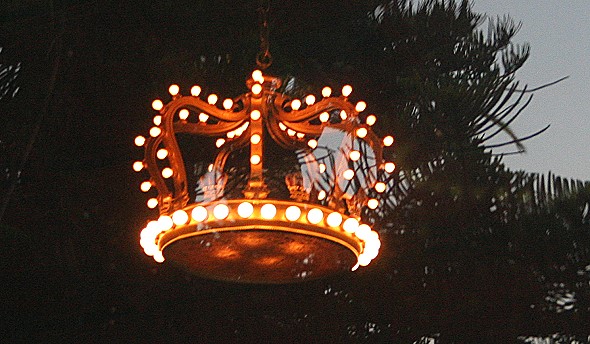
133,4,396,283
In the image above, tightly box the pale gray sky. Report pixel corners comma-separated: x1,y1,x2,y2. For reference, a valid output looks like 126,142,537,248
473,0,590,181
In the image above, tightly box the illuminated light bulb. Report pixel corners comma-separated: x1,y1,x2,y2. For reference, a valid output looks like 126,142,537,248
319,163,326,173
342,85,352,97
321,86,332,98
207,94,218,105
367,198,379,210
250,110,261,120
366,115,377,126
367,230,380,242
198,113,209,123
134,136,146,147
227,131,236,139
291,99,301,110
318,190,326,200
152,99,163,111
161,167,173,179
207,164,213,172
383,135,394,146
172,210,189,226
278,122,287,131
147,198,158,209
363,246,379,260
149,127,161,137
296,133,305,139
356,224,372,240
319,112,330,123
349,150,361,161
357,254,372,266
307,208,323,224
144,245,158,257
251,83,262,95
375,182,386,193
355,101,367,112
168,84,179,96
356,127,368,138
156,148,168,160
250,154,261,165
326,212,343,227
191,206,208,222
216,138,226,148
251,134,261,144
252,69,264,83
343,169,355,180
260,204,277,219
307,139,318,149
287,129,296,137
222,98,233,110
384,162,396,173
158,215,174,230
140,181,152,192
213,204,230,220
153,251,165,263
285,206,301,221
179,109,189,120
305,94,316,105
340,110,348,120
190,85,201,96
343,218,359,233
237,202,254,218
133,161,144,172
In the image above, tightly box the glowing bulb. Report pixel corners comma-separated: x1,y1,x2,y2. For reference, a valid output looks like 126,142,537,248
287,129,296,137
172,210,189,225
349,150,361,161
251,134,261,144
216,138,226,148
366,115,377,126
308,139,318,149
149,127,161,137
133,161,144,172
156,148,168,160
384,162,396,173
161,167,173,178
342,85,352,97
326,212,343,227
343,218,359,233
305,94,316,105
252,70,264,83
318,190,326,200
153,251,165,263
168,84,179,96
343,169,355,180
285,206,301,221
367,198,379,210
322,87,332,97
383,135,394,146
357,254,372,267
356,224,372,240
251,110,261,120
207,94,218,105
375,182,386,193
223,98,233,110
134,136,146,147
251,83,262,95
340,110,348,120
291,99,301,110
147,198,158,209
295,133,303,139
158,215,173,231
250,155,261,165
140,181,152,192
307,208,323,224
319,163,326,173
261,204,276,219
237,202,254,218
152,99,163,111
319,112,330,122
190,85,201,96
179,109,189,120
279,122,287,131
227,131,235,139
213,204,229,220
198,113,209,123
191,206,208,222
356,128,368,138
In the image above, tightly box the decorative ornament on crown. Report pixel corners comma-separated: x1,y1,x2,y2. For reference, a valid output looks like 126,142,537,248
134,70,396,283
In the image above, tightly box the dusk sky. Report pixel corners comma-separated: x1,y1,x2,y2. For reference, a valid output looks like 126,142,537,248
473,0,590,181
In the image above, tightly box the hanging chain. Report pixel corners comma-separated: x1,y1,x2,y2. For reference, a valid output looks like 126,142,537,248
256,0,272,70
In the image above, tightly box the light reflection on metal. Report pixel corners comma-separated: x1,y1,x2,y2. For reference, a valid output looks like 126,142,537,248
134,70,396,283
